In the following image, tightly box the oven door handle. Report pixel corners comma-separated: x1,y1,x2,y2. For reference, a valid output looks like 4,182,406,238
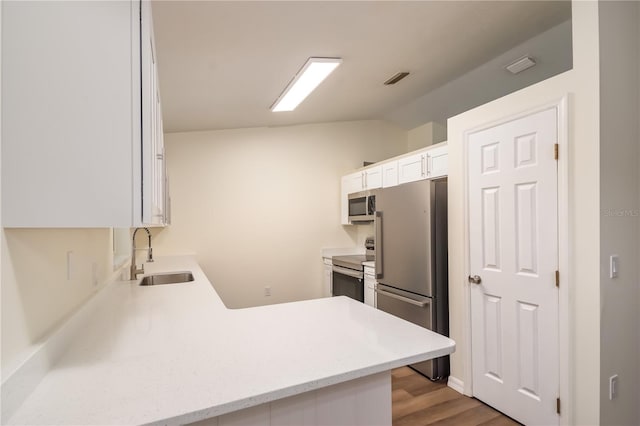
375,288,430,307
332,265,364,280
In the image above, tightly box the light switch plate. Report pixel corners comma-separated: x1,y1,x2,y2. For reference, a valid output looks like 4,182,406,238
610,255,619,278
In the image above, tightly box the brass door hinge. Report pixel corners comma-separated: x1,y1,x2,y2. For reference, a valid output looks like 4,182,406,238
555,270,560,287
554,143,559,160
556,397,561,414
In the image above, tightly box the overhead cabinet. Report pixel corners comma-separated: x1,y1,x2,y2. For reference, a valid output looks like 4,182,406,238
397,145,448,184
340,143,448,225
342,166,383,194
1,0,168,227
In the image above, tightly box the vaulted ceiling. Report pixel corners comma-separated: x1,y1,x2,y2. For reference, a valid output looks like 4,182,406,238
152,1,572,133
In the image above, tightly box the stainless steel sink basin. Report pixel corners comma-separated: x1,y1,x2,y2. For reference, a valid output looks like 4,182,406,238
139,271,194,286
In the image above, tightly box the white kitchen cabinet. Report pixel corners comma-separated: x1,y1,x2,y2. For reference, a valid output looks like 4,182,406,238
364,165,382,190
343,166,382,195
323,257,333,297
428,144,448,179
382,161,399,188
397,150,428,184
364,266,377,308
396,143,448,185
2,0,167,227
340,166,381,225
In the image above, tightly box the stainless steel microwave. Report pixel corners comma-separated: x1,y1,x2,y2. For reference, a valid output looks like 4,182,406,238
348,191,376,222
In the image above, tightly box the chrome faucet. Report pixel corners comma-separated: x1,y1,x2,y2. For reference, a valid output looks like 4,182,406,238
130,227,153,280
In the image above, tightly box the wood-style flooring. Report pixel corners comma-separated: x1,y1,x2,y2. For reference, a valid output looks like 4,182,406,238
392,367,522,426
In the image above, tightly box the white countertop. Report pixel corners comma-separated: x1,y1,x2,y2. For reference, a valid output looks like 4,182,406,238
7,256,455,426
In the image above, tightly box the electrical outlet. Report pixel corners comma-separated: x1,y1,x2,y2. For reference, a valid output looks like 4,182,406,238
609,374,618,400
264,286,271,296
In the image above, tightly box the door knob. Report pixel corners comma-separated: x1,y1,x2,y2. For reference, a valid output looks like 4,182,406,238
468,275,482,285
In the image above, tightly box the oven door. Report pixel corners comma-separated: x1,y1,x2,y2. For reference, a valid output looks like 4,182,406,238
332,265,364,302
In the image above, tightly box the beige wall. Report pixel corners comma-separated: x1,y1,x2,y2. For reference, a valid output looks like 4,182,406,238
151,120,407,308
407,121,447,151
1,229,114,375
446,2,601,424
598,1,639,425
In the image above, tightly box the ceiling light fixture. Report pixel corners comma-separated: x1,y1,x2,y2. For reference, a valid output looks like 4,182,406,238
270,57,342,112
505,55,536,74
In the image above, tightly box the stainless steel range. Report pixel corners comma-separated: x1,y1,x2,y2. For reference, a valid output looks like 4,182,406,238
331,238,374,302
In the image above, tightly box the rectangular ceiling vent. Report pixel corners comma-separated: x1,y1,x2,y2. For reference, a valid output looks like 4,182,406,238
505,56,536,74
384,72,410,85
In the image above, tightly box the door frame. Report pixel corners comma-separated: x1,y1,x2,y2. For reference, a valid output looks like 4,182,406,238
461,96,571,424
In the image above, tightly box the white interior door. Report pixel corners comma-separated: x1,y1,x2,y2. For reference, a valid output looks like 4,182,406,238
468,107,559,425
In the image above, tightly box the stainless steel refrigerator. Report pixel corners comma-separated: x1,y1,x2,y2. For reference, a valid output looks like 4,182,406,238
373,178,449,380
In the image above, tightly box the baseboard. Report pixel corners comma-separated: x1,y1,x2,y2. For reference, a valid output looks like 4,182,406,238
447,375,465,394
0,266,127,423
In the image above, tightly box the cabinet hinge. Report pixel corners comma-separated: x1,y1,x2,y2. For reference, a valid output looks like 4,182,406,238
555,270,560,287
554,143,559,160
556,397,561,414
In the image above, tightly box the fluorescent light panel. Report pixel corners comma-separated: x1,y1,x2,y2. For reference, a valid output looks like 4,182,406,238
271,57,342,112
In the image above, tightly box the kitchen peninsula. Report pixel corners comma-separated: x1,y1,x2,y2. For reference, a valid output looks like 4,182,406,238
4,256,455,425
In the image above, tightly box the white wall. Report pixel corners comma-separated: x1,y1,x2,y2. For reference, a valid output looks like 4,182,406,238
598,1,639,425
1,229,114,375
407,121,447,151
446,2,601,424
152,120,407,308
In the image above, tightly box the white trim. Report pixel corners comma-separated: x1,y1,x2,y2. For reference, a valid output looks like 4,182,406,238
0,265,128,423
461,95,572,424
447,375,465,395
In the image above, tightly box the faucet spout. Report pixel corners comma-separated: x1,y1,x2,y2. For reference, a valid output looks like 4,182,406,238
130,227,153,280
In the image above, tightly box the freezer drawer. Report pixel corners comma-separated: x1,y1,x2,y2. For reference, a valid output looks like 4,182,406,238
376,284,449,380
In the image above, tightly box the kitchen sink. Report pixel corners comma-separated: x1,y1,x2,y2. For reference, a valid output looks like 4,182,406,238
139,271,194,286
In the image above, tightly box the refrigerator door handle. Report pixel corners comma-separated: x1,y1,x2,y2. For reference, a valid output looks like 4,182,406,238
374,211,383,279
375,288,430,308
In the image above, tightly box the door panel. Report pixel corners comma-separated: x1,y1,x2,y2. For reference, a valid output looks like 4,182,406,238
469,107,558,426
375,180,432,296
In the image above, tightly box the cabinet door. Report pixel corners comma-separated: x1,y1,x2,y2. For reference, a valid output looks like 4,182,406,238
141,1,166,226
341,172,364,225
364,166,382,189
323,258,333,297
1,1,137,227
382,161,398,188
364,269,376,307
397,151,428,184
343,171,364,194
428,145,448,179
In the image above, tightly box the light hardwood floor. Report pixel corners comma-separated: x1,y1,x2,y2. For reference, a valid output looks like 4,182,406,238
392,367,522,426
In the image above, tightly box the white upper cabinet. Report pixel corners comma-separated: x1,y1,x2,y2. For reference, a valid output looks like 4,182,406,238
340,143,448,224
397,151,428,184
343,166,382,195
340,166,382,224
364,165,382,190
141,2,167,226
2,0,167,227
396,143,449,185
382,161,399,188
428,145,448,179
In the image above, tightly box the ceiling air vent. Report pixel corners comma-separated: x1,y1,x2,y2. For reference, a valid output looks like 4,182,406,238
505,56,536,74
384,72,410,85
